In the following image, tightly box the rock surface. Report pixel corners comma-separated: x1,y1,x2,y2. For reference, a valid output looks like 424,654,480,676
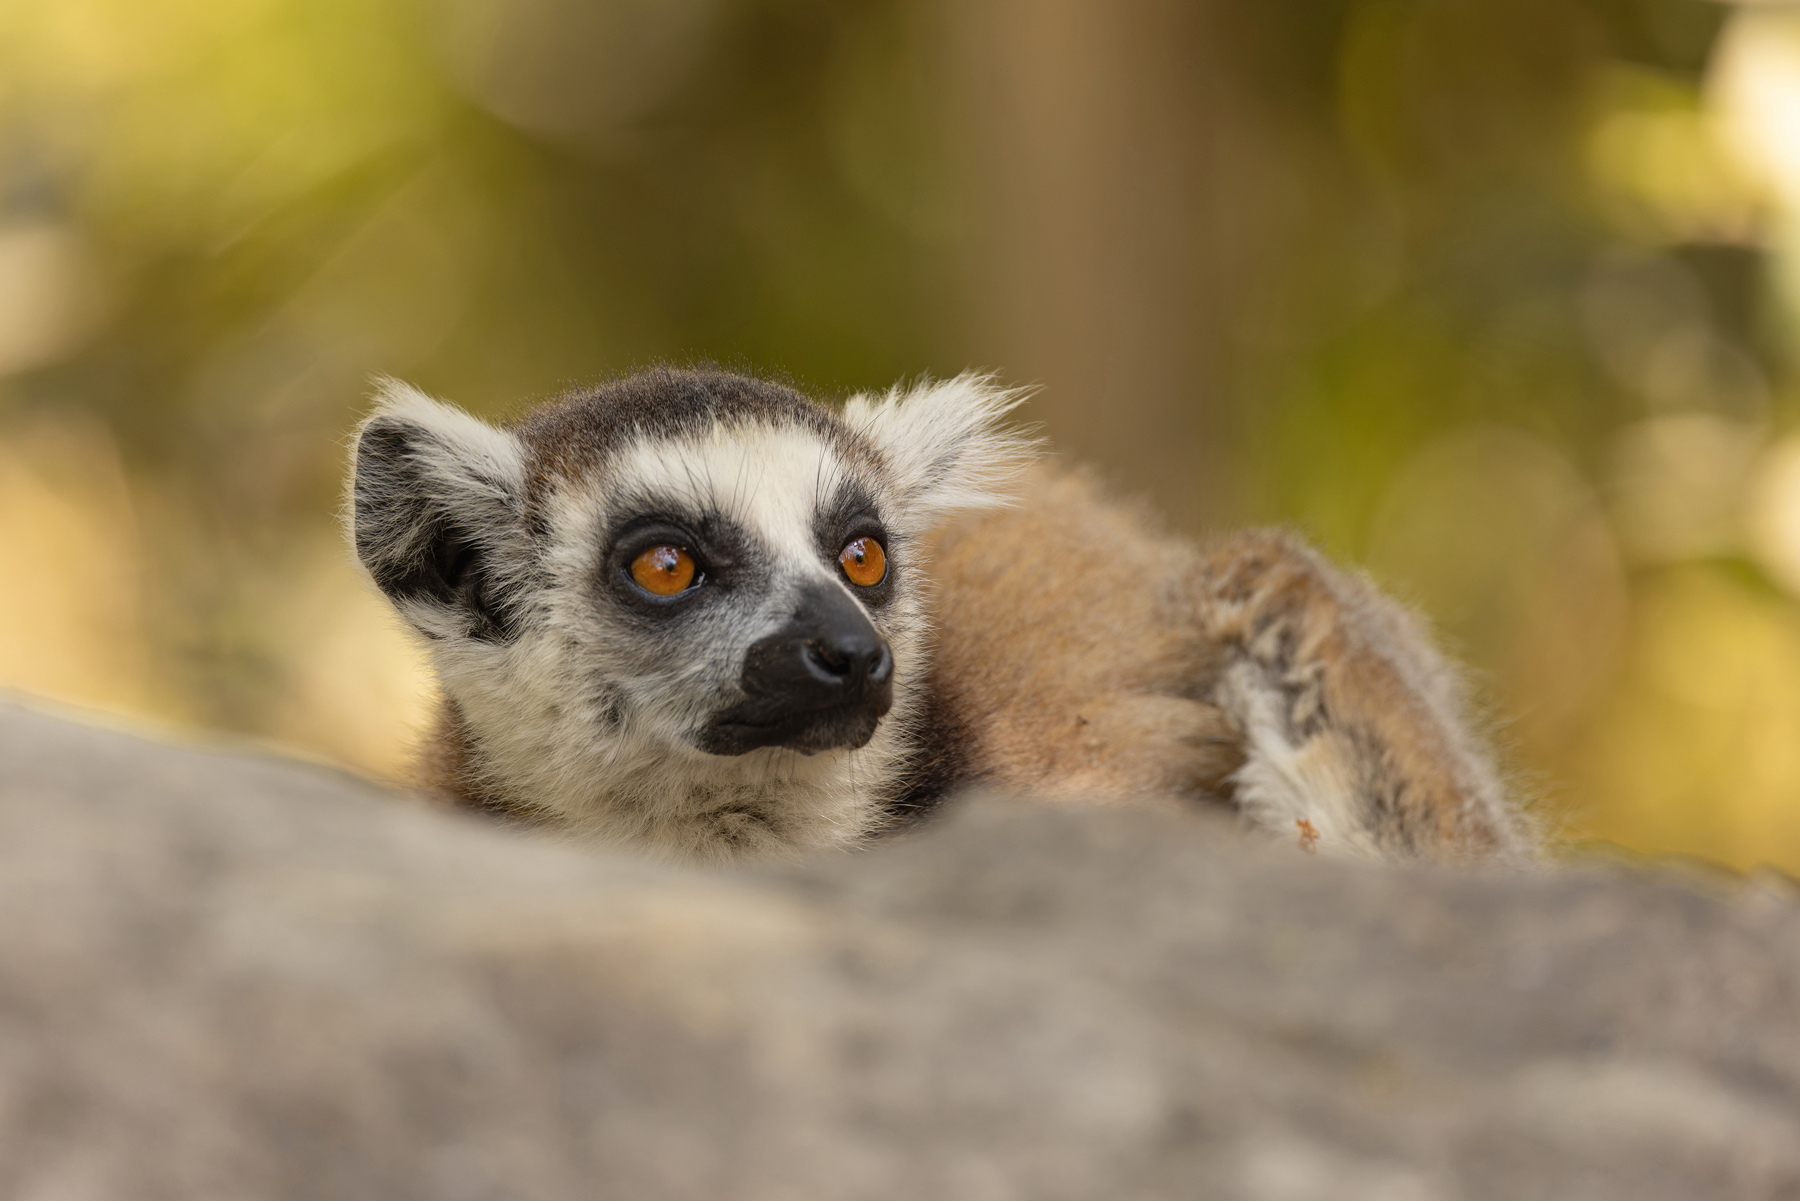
0,697,1797,1201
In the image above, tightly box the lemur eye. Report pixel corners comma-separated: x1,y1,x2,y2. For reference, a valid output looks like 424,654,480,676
839,536,887,587
631,545,697,596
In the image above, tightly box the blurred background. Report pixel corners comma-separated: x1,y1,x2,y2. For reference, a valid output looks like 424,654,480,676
2,0,1798,872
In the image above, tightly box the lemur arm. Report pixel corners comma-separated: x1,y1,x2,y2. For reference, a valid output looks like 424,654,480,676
1188,530,1530,862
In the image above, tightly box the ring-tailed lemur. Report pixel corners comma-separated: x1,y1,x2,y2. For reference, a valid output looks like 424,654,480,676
349,367,1529,863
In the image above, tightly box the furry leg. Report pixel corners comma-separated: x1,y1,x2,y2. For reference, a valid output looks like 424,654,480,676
1185,531,1530,863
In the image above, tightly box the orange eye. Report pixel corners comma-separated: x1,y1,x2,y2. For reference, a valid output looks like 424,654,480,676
839,536,886,587
630,545,696,596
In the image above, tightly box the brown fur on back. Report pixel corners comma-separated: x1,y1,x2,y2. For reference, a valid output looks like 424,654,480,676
925,469,1244,811
925,469,1528,862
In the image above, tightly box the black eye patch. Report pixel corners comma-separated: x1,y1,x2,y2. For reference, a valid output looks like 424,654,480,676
813,481,894,606
600,506,766,615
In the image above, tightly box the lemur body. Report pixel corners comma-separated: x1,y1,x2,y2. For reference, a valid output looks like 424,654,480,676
351,368,1528,864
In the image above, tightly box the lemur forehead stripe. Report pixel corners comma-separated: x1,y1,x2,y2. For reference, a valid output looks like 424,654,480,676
594,422,885,565
508,366,877,499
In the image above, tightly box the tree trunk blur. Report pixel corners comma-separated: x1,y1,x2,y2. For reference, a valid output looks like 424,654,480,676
955,0,1269,532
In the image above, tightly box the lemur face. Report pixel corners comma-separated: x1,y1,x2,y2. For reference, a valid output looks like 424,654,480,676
521,410,908,761
350,368,1029,841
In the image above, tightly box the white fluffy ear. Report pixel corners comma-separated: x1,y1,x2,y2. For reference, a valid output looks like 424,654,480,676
842,373,1038,527
348,379,531,642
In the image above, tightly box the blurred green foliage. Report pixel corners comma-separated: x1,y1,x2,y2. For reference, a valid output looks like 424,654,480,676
3,0,1798,870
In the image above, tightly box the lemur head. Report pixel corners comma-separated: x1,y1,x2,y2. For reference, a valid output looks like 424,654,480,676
349,367,1031,860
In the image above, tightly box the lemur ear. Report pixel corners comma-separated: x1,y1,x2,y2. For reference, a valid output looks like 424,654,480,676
842,374,1038,528
349,380,530,643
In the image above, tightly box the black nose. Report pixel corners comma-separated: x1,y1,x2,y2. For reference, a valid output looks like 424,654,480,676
741,585,892,708
696,583,895,756
804,631,893,688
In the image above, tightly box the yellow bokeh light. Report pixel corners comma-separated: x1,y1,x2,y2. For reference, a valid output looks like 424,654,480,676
1574,569,1800,873
0,417,153,715
1749,433,1800,595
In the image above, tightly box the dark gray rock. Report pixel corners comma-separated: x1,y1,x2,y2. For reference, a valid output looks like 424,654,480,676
1,696,1796,1201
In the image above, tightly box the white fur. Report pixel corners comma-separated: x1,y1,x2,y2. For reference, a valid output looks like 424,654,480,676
842,373,1039,525
1216,662,1383,858
366,378,524,486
